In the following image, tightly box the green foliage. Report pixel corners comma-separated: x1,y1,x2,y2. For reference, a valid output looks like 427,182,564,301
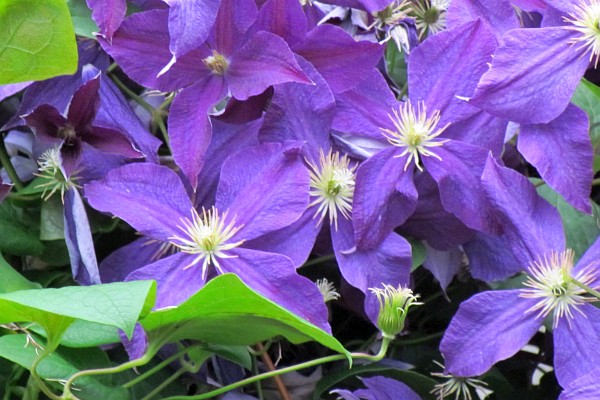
0,0,78,84
67,0,99,39
0,253,41,293
0,200,44,256
141,273,350,356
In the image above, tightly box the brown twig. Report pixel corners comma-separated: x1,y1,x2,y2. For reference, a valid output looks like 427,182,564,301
255,343,292,400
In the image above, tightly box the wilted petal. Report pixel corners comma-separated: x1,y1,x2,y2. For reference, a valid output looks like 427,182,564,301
64,189,100,285
554,304,600,386
84,163,192,241
169,77,227,189
353,148,417,250
216,142,309,241
440,290,543,377
224,247,330,332
470,27,589,124
518,104,592,213
227,31,311,101
293,24,383,94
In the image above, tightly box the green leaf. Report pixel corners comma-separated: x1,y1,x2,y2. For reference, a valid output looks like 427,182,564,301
40,196,64,240
141,274,349,357
30,320,122,348
66,0,99,39
536,183,600,260
385,43,407,88
0,335,129,400
312,363,437,400
572,78,600,149
0,0,78,84
0,253,41,293
0,280,156,341
0,200,44,256
409,238,426,272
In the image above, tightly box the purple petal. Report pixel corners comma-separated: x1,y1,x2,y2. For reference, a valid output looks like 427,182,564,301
357,376,421,400
423,140,496,234
470,27,589,124
165,0,220,59
64,189,100,285
126,252,204,309
440,290,542,377
216,142,310,241
447,0,520,42
67,75,101,130
408,20,496,123
95,75,161,163
518,104,592,213
120,323,148,360
0,179,11,202
87,0,127,42
463,232,526,281
250,0,307,47
479,155,565,268
84,163,192,241
332,68,398,138
210,0,258,55
195,118,261,207
573,235,600,288
84,126,142,158
22,105,67,141
168,76,227,189
224,247,330,332
560,368,600,400
0,82,31,102
293,24,383,94
227,31,311,101
315,0,390,13
422,244,463,291
100,238,165,283
353,148,417,250
554,304,600,386
102,10,210,91
259,56,335,162
442,110,507,156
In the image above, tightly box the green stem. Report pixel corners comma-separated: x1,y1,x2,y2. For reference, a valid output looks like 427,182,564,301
23,373,41,400
162,339,391,400
29,347,61,400
140,367,187,400
301,254,335,268
252,357,264,400
109,73,155,115
0,136,24,190
572,278,600,300
398,83,408,100
123,345,195,389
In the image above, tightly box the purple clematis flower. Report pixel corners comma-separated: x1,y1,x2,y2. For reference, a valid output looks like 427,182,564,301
469,0,600,124
440,156,600,387
22,72,142,176
85,142,330,331
332,375,422,400
560,368,600,399
102,0,311,188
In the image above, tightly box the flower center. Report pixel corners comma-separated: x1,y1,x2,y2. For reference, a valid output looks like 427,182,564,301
564,0,600,68
381,101,449,171
307,149,357,230
374,1,410,26
35,147,78,202
408,0,449,38
431,361,492,400
169,206,244,279
58,125,77,141
202,50,229,75
520,249,598,328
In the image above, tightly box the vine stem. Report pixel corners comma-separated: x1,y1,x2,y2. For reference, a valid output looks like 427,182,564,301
161,339,391,400
572,278,600,300
0,136,24,190
301,254,335,268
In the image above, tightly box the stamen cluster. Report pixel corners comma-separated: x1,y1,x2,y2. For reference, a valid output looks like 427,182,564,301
521,249,598,328
381,101,449,171
431,362,491,400
170,206,244,279
203,50,229,75
35,147,78,202
307,149,357,230
564,0,600,68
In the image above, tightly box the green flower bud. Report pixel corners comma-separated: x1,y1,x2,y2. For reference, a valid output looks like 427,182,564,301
369,284,421,339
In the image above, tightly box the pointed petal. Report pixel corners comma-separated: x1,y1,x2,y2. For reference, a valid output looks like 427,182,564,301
86,0,127,42
84,163,192,241
554,304,600,386
573,235,600,288
210,0,258,55
102,10,210,91
463,232,527,281
423,140,496,234
216,142,310,241
442,110,507,156
358,376,421,400
293,24,383,94
120,323,148,361
423,244,463,290
259,56,335,162
470,27,589,124
227,31,311,101
64,189,100,285
250,0,307,47
126,252,204,309
440,290,542,377
447,0,520,42
67,75,101,130
169,77,226,189
165,0,220,58
353,148,417,250
84,126,142,158
224,248,330,332
409,20,497,121
518,104,592,213
0,82,31,102
22,104,66,143
100,238,165,283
